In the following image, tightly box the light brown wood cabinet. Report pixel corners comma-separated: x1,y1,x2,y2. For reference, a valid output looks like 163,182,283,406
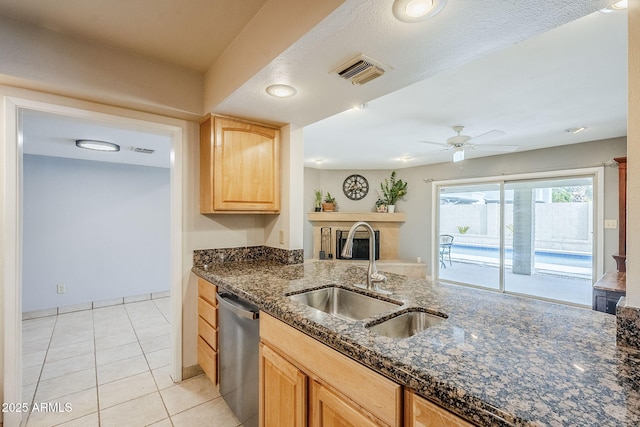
405,390,474,427
310,380,382,427
197,278,218,384
259,312,475,427
259,343,307,427
260,313,402,427
200,114,280,214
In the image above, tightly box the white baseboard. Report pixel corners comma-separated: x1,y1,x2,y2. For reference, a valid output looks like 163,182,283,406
22,291,170,320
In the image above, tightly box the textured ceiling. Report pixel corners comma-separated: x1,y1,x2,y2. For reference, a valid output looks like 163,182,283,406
303,9,628,169
0,0,268,72
3,0,626,169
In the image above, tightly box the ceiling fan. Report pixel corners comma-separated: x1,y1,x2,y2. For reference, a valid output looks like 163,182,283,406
419,125,518,162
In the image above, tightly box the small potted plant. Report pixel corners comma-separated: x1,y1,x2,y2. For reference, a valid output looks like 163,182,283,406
314,190,323,212
380,171,408,213
375,198,388,213
322,192,337,212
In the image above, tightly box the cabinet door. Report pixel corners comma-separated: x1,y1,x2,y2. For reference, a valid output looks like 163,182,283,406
405,390,473,427
310,380,382,427
200,115,280,213
260,343,307,427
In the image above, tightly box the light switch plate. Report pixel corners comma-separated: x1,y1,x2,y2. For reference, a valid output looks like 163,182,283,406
604,219,617,229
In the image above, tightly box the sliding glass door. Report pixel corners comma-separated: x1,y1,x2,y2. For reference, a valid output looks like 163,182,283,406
503,177,593,305
436,172,596,306
438,183,502,290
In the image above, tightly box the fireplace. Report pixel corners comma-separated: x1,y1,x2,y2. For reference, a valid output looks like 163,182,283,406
335,229,380,260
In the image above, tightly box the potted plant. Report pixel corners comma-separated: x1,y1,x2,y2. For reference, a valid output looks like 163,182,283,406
380,171,408,213
314,190,323,212
375,198,388,213
322,192,337,212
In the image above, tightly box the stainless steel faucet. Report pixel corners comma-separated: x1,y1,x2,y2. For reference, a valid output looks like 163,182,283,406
340,221,388,293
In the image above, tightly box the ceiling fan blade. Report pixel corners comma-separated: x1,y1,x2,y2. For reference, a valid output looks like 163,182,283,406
469,129,505,144
469,144,518,152
417,140,446,146
418,140,452,151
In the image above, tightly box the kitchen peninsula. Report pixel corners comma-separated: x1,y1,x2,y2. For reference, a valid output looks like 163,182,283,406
193,259,640,426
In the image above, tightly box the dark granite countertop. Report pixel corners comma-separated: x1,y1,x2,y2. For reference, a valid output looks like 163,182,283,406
193,260,640,426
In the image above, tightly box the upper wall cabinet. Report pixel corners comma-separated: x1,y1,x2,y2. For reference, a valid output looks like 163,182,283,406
200,115,280,214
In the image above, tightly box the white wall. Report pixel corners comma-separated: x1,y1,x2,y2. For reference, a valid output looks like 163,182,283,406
304,137,626,275
22,154,170,312
0,15,203,120
264,124,305,250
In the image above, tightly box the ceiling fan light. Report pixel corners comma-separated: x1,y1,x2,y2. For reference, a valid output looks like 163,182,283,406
453,150,464,162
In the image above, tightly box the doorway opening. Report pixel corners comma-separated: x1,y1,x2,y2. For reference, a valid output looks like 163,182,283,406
434,168,603,307
2,93,184,425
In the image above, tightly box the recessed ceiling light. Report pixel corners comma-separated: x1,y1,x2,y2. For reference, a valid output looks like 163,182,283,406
75,139,120,152
392,0,446,23
265,84,297,98
611,0,628,9
600,0,627,12
351,103,368,111
566,127,587,134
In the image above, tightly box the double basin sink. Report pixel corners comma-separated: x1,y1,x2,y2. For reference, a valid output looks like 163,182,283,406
287,286,446,338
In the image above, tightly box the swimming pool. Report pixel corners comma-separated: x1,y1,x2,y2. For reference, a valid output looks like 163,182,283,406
452,244,592,269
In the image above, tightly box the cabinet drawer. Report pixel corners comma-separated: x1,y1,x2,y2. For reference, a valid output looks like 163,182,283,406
198,278,217,306
198,336,218,384
198,297,218,328
198,315,218,351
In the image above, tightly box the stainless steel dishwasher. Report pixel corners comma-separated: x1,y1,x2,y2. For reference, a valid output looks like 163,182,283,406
216,292,259,427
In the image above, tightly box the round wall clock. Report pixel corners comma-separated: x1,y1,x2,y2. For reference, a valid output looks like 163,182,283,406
343,174,369,200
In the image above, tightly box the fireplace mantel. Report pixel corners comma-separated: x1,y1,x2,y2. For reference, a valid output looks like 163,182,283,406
307,212,406,223
307,211,406,261
306,211,426,279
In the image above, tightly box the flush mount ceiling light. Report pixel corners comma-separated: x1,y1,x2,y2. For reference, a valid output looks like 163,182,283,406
392,0,447,23
75,139,120,152
265,84,297,98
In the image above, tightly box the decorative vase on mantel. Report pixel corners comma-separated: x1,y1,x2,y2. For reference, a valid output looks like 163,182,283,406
322,192,337,212
387,205,396,213
322,202,335,212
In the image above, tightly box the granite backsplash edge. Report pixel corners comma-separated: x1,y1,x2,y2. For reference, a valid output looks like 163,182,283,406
194,246,304,266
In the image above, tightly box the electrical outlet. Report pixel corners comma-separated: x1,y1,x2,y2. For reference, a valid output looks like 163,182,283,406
604,219,617,229
56,284,65,294
279,230,284,244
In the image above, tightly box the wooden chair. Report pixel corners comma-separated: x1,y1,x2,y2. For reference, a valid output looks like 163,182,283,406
439,234,454,268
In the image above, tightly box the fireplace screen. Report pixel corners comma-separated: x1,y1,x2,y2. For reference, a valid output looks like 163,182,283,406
335,229,380,260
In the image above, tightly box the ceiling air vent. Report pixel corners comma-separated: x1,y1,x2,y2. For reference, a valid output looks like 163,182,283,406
334,54,386,85
131,147,155,154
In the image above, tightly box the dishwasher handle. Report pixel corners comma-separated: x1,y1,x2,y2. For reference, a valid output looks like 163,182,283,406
217,293,259,320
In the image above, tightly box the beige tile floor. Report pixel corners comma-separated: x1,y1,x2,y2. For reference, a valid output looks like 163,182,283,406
21,298,241,427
